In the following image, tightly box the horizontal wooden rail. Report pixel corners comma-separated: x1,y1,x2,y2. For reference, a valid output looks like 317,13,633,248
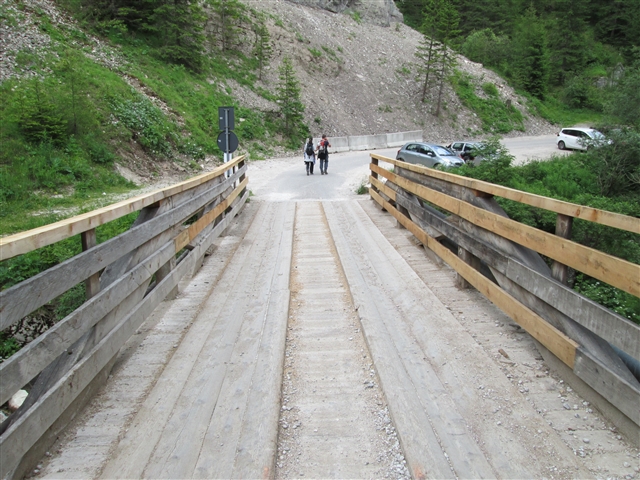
0,156,246,261
381,179,640,361
0,165,247,330
371,154,640,234
371,163,640,298
369,189,580,368
368,154,639,428
0,160,249,479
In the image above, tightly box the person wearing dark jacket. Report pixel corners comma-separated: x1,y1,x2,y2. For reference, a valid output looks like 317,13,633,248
303,137,316,175
317,134,331,175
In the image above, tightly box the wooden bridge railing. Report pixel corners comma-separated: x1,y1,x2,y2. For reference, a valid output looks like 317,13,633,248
0,156,249,479
369,153,640,431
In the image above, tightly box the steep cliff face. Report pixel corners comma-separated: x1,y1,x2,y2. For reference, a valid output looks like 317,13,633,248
286,0,403,26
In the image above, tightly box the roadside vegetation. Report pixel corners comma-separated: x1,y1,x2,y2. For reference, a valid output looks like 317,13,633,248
0,0,307,358
452,132,640,324
400,0,639,130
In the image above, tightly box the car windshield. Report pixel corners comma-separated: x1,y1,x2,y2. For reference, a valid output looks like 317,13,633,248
590,130,605,139
434,146,456,156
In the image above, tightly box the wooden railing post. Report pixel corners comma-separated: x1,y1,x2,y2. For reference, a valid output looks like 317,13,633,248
81,229,100,299
156,256,178,300
551,214,573,285
456,246,481,289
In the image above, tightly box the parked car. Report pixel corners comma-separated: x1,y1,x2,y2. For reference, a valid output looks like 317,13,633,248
556,127,607,151
396,142,464,168
447,141,483,162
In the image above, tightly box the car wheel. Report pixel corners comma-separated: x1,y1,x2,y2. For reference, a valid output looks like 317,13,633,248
558,141,565,150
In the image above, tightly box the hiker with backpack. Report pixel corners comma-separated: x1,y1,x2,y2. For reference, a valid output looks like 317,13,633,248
317,134,331,175
303,136,316,175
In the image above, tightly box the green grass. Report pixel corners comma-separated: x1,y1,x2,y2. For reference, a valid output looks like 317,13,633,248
451,71,525,134
524,93,603,127
454,144,640,324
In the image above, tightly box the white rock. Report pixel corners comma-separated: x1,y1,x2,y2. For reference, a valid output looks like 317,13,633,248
8,390,28,411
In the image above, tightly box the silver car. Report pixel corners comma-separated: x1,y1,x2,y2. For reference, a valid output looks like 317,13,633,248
396,142,464,168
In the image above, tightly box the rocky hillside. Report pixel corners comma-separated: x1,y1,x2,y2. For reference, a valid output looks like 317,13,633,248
1,0,557,162
233,0,557,144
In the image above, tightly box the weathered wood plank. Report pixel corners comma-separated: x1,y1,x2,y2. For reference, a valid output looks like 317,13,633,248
574,348,640,426
395,190,640,361
0,156,246,260
230,202,293,479
375,166,640,297
0,191,249,480
327,202,460,479
369,176,396,201
370,189,579,369
0,168,245,329
370,154,640,234
551,214,573,284
0,242,175,406
81,229,100,298
505,261,640,361
186,177,248,244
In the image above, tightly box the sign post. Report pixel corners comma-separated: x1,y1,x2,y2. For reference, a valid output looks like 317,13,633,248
217,107,238,177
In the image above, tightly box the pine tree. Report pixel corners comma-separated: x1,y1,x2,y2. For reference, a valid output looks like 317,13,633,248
432,0,460,117
415,0,441,103
253,20,272,81
206,0,247,52
276,57,305,137
19,80,67,145
511,7,550,99
150,0,206,71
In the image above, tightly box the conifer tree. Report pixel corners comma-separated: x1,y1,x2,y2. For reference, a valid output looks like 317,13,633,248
150,0,206,71
276,57,305,137
207,0,247,52
432,0,460,116
253,21,272,81
512,7,550,99
415,0,440,103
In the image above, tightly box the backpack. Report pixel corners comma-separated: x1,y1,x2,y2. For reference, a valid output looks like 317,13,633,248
319,140,328,156
305,143,314,156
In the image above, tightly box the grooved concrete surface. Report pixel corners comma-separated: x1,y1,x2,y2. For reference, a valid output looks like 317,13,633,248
34,154,638,479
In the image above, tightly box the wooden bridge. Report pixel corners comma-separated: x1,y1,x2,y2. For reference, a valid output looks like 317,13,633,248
0,154,638,479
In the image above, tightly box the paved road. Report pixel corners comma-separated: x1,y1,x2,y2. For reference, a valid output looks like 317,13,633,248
249,136,569,202
502,134,571,165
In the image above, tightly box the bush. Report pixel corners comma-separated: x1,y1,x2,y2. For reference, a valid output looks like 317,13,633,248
460,29,511,68
109,95,172,155
451,71,524,134
576,127,640,197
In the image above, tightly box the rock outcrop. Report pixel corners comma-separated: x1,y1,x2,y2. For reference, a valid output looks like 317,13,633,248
286,0,403,26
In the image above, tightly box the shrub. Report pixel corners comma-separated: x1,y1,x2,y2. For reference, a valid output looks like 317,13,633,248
109,95,172,155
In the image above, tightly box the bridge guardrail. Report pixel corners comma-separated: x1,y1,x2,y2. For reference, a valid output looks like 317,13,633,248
0,156,248,479
368,153,640,433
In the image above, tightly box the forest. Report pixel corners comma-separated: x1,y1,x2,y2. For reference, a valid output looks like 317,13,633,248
397,0,640,123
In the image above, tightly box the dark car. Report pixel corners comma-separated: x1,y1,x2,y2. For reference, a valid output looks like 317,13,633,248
396,142,464,168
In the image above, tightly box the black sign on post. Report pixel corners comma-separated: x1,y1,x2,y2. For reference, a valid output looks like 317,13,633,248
217,130,239,153
218,107,235,131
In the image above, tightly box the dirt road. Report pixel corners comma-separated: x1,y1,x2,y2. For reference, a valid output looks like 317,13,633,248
35,154,638,479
